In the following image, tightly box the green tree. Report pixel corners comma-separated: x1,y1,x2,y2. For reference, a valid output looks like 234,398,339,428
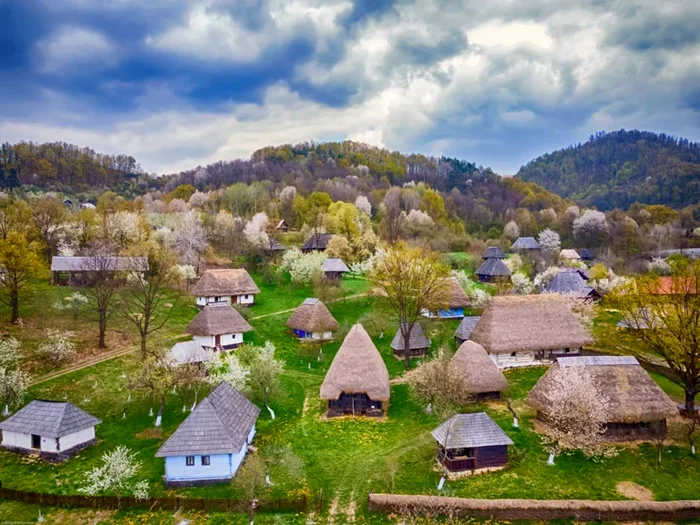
167,184,196,202
0,232,44,323
324,201,360,241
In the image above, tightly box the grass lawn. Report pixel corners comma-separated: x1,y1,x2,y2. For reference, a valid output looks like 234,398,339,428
1,274,700,524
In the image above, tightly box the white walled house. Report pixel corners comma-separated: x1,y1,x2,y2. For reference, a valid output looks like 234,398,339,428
286,298,339,342
191,269,260,307
186,302,253,350
156,382,260,487
0,400,101,461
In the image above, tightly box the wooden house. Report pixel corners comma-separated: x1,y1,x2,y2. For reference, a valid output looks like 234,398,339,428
275,219,289,232
286,298,339,341
321,258,350,280
578,248,595,262
543,271,601,300
50,256,147,286
0,400,100,461
469,295,593,368
390,323,431,357
454,316,481,346
510,237,540,252
451,341,508,400
475,258,511,283
320,324,389,417
301,233,333,253
431,413,513,474
527,356,678,441
185,302,252,350
559,249,582,265
156,382,259,487
482,246,506,259
190,269,260,307
423,277,471,319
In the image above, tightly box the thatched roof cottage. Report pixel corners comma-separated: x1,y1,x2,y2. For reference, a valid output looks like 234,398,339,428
320,324,390,417
191,269,260,307
431,413,513,473
186,302,253,350
475,258,511,283
286,298,339,341
390,323,431,357
423,277,471,319
451,341,508,400
469,294,593,368
527,356,678,440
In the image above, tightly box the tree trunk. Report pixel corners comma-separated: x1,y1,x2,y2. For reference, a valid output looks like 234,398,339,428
140,334,148,357
98,311,107,348
10,288,19,324
685,387,696,417
403,324,412,370
155,395,165,427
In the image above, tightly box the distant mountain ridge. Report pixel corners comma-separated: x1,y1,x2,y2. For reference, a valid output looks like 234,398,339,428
516,129,700,210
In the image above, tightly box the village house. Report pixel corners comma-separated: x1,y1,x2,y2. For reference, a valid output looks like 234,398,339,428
186,302,253,350
321,258,350,280
423,277,471,319
320,324,390,417
469,294,593,368
542,271,601,300
451,341,508,400
527,356,678,441
577,248,595,262
510,237,540,252
190,268,260,307
558,249,582,265
390,322,431,358
286,298,339,341
275,219,289,232
301,233,333,253
475,257,512,283
156,382,259,487
0,400,101,461
482,246,506,259
50,256,147,286
454,316,481,346
431,412,513,475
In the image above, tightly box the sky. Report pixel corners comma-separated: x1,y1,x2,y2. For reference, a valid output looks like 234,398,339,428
1,0,699,176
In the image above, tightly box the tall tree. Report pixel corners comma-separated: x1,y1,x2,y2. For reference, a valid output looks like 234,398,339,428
127,345,177,427
0,232,44,323
602,263,700,415
30,196,67,259
370,243,449,369
81,245,122,348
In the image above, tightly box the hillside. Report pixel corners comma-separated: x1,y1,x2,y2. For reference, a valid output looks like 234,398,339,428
516,130,700,210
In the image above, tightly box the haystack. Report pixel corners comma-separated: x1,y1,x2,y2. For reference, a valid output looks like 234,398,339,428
451,341,507,398
444,276,471,308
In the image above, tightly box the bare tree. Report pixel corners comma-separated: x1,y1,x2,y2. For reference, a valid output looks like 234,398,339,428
406,348,473,411
81,245,122,348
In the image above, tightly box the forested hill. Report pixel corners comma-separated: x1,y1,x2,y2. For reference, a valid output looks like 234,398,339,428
0,142,146,195
516,130,700,210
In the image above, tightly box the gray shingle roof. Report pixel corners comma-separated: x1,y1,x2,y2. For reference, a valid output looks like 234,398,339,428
510,237,540,251
322,258,350,273
390,323,431,351
0,400,101,438
168,341,212,365
51,256,148,272
482,246,506,259
431,412,513,449
156,382,260,457
476,258,511,277
301,233,332,251
557,355,638,367
543,272,599,299
454,316,481,340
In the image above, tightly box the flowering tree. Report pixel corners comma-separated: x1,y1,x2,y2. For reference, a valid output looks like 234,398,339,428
573,210,609,247
559,293,595,336
325,235,353,262
188,191,209,208
503,254,522,273
537,228,561,255
206,351,250,391
405,209,434,227
127,345,178,426
534,266,560,289
407,348,473,411
648,257,671,275
80,446,149,502
239,341,284,411
173,211,208,269
540,365,609,461
176,264,197,290
244,212,270,249
504,220,520,241
0,337,22,369
511,272,535,295
38,330,76,363
281,249,326,285
0,367,29,410
355,195,372,216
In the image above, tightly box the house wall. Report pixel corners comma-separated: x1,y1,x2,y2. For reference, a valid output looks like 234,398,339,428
196,296,231,307
422,307,464,319
490,351,536,368
193,333,243,348
59,427,95,451
236,294,255,305
473,445,508,468
1,430,32,449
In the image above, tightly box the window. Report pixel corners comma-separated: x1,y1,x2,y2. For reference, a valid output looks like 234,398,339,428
510,352,517,358
186,456,195,466
201,455,210,466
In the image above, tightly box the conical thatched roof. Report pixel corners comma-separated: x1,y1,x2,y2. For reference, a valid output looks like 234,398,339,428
443,277,471,308
191,269,260,297
451,341,508,394
320,324,390,401
186,303,253,336
286,298,339,332
527,356,678,423
469,295,593,354
390,323,430,351
476,258,511,277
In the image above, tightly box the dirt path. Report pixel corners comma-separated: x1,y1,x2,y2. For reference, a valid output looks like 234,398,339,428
250,293,368,320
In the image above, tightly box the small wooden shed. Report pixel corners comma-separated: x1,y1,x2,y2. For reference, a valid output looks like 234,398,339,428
320,324,389,417
475,258,512,283
321,258,350,280
431,413,513,473
390,323,431,357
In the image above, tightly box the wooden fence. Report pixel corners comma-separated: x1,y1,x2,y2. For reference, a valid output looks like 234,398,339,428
0,482,306,513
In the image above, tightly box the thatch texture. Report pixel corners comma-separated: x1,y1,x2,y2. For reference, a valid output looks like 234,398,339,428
443,277,471,307
469,295,593,354
390,323,430,351
190,269,260,297
286,298,339,332
559,249,581,261
320,324,390,401
527,356,677,423
186,303,253,336
451,341,507,394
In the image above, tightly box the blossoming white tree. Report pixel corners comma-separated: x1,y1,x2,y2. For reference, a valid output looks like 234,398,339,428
573,210,609,246
80,446,149,502
504,220,520,241
38,329,76,363
173,211,208,268
503,253,522,273
537,228,561,255
648,257,671,275
541,365,609,462
244,212,270,249
206,351,249,391
534,266,560,289
511,272,535,295
355,195,372,216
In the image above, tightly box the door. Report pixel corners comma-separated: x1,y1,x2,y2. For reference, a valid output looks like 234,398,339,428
215,334,221,347
232,295,239,304
31,434,41,449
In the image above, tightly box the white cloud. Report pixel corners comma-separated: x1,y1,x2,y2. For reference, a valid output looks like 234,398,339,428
35,26,117,73
468,21,553,49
